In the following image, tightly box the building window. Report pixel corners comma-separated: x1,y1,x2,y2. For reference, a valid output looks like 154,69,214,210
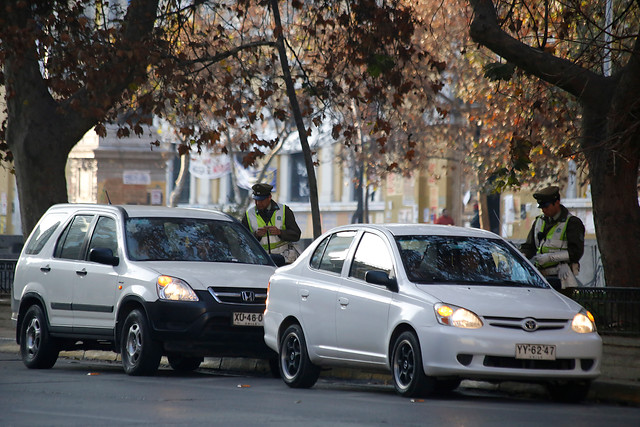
289,152,309,202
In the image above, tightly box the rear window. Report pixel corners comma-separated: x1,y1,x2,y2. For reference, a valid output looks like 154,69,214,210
125,217,272,265
311,231,356,274
23,213,66,255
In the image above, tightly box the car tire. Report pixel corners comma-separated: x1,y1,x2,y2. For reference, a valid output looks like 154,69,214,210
121,309,162,376
168,355,203,372
547,380,591,403
391,331,435,397
279,324,320,388
20,305,59,369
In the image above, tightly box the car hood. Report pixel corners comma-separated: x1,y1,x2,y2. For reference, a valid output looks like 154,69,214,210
141,261,276,290
416,284,582,318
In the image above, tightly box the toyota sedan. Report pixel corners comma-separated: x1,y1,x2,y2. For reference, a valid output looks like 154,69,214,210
263,224,602,401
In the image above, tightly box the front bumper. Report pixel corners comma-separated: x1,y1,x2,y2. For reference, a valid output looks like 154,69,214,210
145,289,274,359
418,324,602,382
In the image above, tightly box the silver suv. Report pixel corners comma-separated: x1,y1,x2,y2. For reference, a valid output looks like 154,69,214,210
12,204,279,375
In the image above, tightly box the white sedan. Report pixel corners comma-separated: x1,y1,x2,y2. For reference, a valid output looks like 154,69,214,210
263,224,602,401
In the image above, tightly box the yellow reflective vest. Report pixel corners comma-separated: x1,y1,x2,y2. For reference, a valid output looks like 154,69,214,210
245,205,289,252
533,214,572,269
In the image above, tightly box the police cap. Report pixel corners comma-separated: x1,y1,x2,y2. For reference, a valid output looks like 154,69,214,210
533,185,560,207
252,183,273,200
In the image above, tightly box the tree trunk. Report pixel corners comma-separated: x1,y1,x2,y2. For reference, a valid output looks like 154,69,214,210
169,153,190,207
468,0,640,287
5,56,92,237
270,0,322,239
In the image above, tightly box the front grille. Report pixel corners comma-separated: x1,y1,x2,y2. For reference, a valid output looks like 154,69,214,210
208,287,267,305
483,315,569,332
483,355,575,370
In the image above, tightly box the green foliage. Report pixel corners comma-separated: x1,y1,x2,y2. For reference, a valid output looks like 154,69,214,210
482,62,516,82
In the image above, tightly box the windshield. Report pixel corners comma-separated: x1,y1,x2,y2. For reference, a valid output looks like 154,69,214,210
396,235,547,288
125,217,272,265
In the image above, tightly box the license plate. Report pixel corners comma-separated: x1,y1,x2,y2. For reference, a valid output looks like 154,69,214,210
233,312,263,326
515,343,556,360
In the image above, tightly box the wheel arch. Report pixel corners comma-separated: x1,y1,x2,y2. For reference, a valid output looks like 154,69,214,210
388,323,419,368
115,296,149,348
277,315,302,350
16,293,48,344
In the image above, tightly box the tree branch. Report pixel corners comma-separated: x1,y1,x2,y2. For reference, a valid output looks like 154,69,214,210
468,0,612,105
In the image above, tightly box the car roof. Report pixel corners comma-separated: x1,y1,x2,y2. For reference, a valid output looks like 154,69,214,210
46,203,234,221
326,223,501,239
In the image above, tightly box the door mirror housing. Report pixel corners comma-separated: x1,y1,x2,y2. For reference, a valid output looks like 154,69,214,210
365,270,398,292
271,253,286,267
89,247,119,266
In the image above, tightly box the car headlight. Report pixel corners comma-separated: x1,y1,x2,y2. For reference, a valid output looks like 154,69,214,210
571,310,596,333
156,276,198,301
434,303,483,329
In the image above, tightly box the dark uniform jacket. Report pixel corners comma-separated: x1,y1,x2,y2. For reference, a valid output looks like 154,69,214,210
520,205,585,265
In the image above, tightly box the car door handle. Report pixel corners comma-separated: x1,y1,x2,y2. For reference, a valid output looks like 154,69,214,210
338,297,349,307
40,265,51,273
299,289,310,301
76,269,88,277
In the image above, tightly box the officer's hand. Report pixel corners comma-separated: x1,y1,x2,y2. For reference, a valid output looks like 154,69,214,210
255,227,267,237
266,226,281,235
557,263,572,280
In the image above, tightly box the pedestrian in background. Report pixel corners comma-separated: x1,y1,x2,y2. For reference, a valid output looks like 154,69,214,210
435,208,455,225
520,185,585,291
242,183,301,264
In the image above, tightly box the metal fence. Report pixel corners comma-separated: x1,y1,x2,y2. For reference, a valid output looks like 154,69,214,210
568,287,640,336
0,259,16,296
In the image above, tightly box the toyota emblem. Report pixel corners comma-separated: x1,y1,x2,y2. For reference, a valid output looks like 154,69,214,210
522,318,538,332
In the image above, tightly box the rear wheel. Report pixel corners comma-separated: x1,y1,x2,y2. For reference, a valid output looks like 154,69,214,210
121,309,162,376
547,380,591,403
279,324,320,388
391,331,435,397
20,305,59,369
168,355,203,372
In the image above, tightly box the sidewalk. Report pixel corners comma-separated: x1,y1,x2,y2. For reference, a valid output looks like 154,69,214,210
1,298,639,405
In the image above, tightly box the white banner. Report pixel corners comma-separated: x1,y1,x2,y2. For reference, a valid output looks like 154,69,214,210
233,156,277,191
189,150,231,179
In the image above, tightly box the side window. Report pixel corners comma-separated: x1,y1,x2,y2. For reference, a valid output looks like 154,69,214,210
349,233,394,281
23,213,66,255
88,216,118,256
309,236,331,269
317,231,356,274
55,215,95,260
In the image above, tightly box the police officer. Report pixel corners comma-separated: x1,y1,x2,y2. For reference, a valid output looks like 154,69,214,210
520,186,585,291
242,183,301,263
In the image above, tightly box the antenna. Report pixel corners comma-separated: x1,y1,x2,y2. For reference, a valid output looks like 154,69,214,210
105,190,112,205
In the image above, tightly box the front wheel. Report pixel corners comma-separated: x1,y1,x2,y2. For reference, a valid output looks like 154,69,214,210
391,331,435,397
20,305,59,369
120,309,162,376
279,324,320,388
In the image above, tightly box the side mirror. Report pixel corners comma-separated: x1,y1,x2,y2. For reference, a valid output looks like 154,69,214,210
365,270,398,292
89,247,119,266
271,253,286,267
